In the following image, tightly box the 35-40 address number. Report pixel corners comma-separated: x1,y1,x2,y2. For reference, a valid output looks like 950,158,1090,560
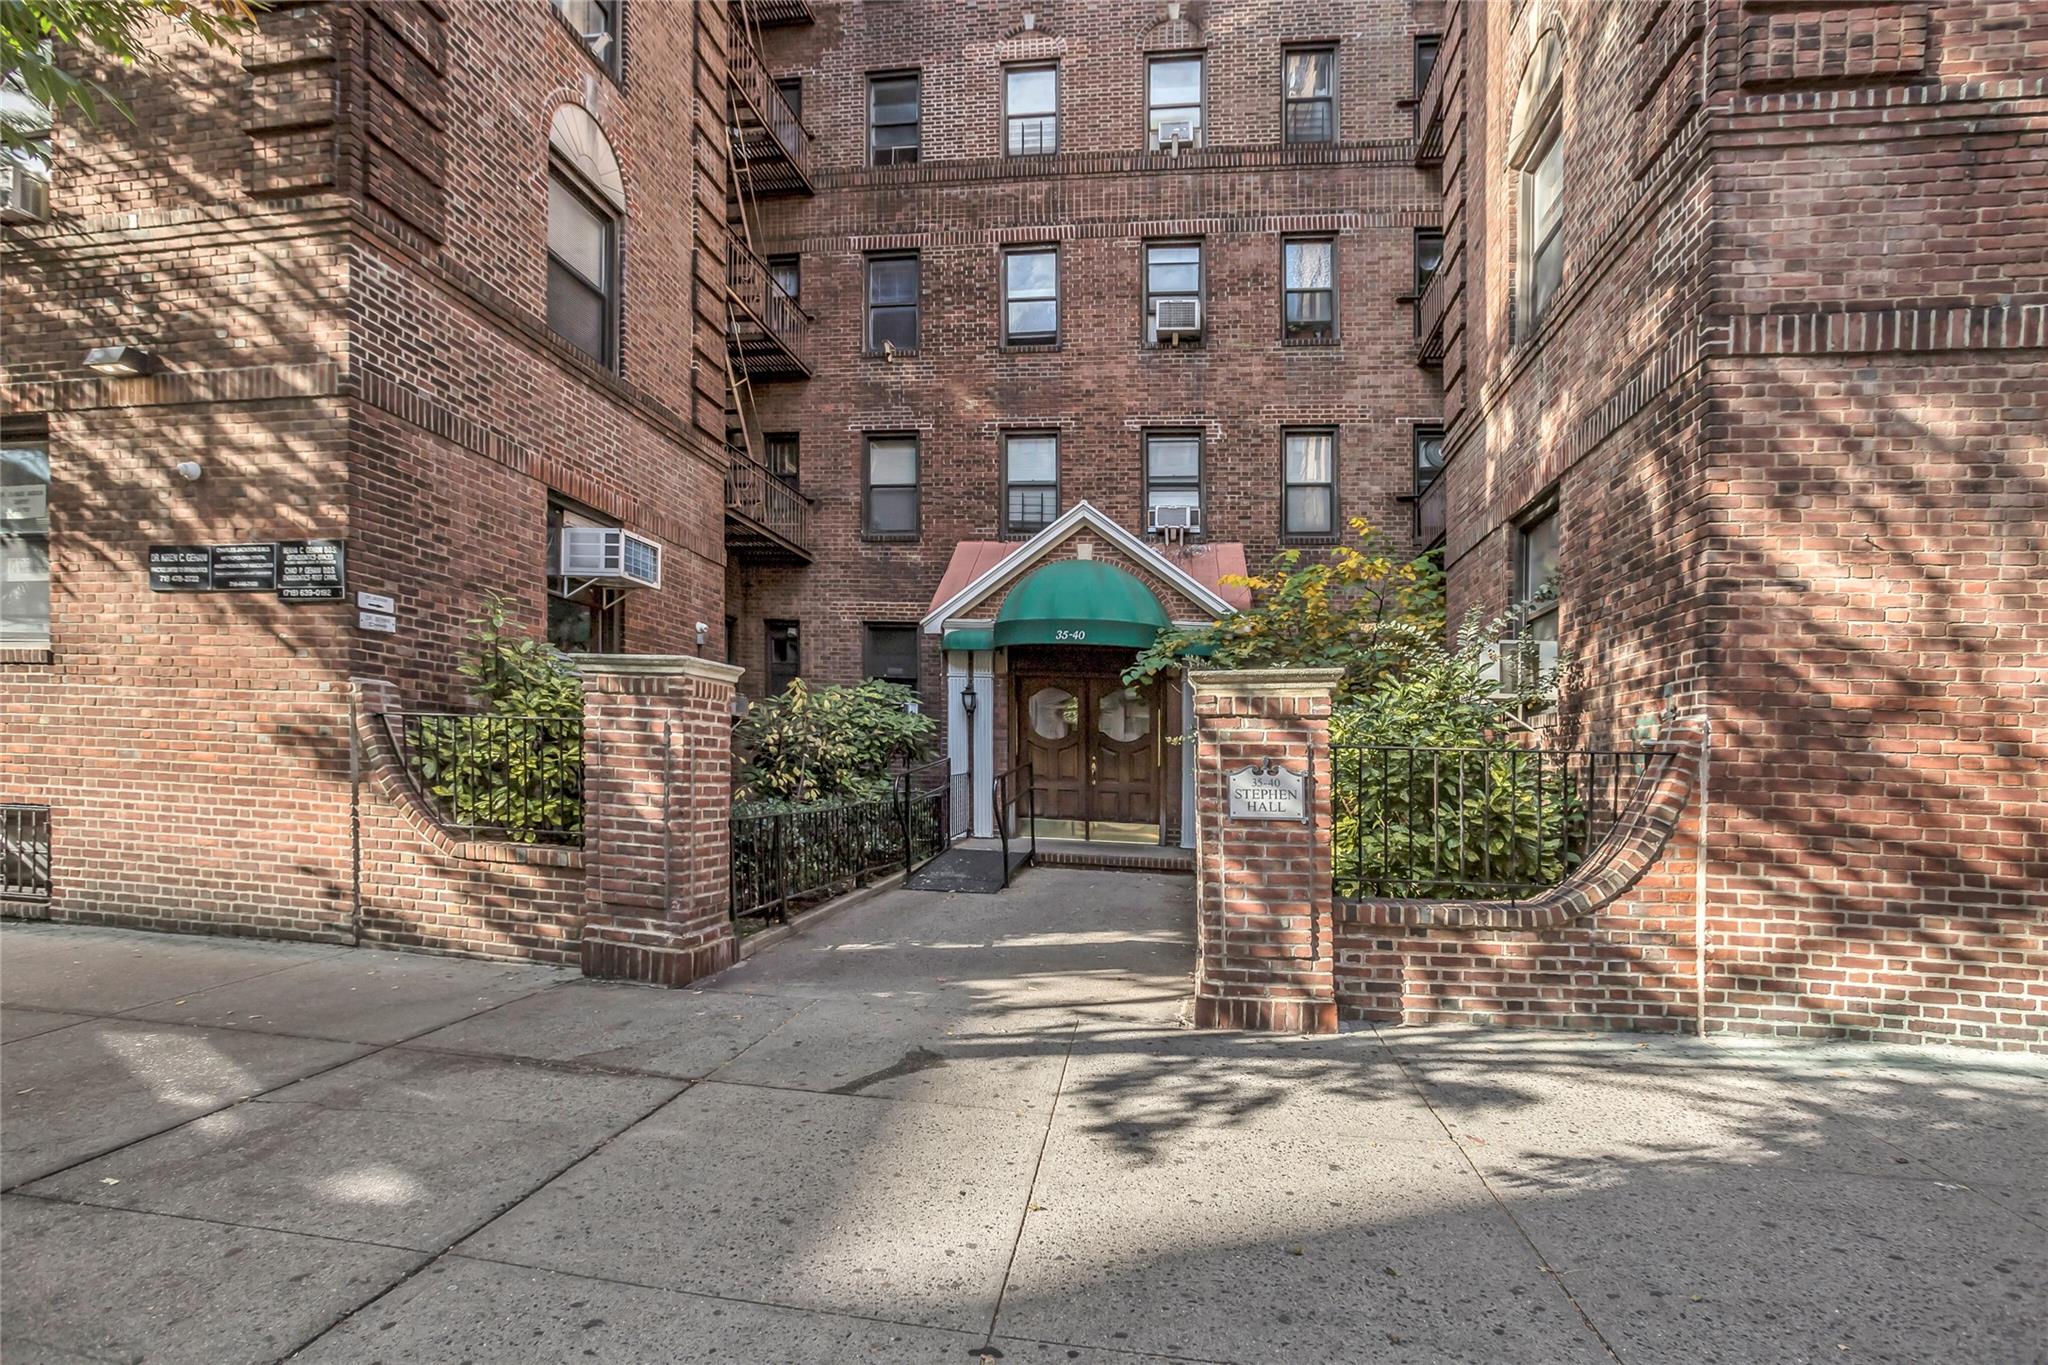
1053,628,1088,642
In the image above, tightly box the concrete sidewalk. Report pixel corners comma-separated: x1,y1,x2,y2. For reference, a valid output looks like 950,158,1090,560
2,870,2042,1363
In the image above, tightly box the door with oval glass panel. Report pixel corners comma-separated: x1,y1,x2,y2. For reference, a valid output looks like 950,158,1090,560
1013,675,1161,841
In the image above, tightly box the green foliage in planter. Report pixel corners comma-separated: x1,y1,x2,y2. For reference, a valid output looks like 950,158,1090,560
406,596,583,841
1331,613,1584,898
735,679,935,807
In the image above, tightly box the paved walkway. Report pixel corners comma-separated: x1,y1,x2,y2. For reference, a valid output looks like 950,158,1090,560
2,870,2043,1363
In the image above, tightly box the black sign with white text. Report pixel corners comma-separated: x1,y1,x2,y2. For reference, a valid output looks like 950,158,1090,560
208,543,279,592
148,540,348,602
277,540,347,601
147,545,212,591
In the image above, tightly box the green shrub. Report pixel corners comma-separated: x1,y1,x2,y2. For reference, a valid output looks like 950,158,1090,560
406,596,583,841
735,678,935,807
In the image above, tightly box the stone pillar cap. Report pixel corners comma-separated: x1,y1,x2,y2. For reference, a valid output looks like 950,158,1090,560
1188,667,1345,695
574,654,745,684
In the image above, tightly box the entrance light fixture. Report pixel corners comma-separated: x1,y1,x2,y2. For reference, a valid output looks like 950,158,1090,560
83,345,161,376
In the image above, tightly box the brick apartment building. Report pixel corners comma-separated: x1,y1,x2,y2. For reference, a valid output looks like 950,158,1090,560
3,0,2043,1047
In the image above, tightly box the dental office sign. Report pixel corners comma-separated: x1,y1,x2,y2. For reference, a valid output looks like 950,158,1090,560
1227,761,1307,822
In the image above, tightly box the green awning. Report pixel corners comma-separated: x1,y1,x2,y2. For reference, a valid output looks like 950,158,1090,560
991,560,1172,651
942,627,994,651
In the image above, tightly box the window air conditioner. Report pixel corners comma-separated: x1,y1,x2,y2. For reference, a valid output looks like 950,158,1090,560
1154,296,1202,337
1477,638,1559,694
1156,120,1196,149
0,162,50,224
555,526,663,590
1149,504,1203,534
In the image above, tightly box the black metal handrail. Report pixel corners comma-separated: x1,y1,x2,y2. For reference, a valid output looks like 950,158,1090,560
725,444,813,552
381,712,584,845
727,238,808,360
1332,744,1654,901
993,762,1037,889
1,803,51,901
730,778,948,926
728,24,809,181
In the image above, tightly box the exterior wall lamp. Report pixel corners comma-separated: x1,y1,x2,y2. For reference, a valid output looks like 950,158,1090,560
83,345,162,376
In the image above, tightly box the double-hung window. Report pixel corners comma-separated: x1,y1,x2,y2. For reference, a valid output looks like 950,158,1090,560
869,72,921,165
1281,430,1336,539
546,497,625,653
864,624,920,690
765,432,800,486
1003,247,1058,345
552,0,621,78
1414,35,1440,95
766,619,801,692
1143,432,1202,531
1147,55,1203,149
865,253,919,352
1144,242,1202,345
1003,433,1059,534
1514,500,1561,653
1006,65,1058,155
1282,47,1335,143
1413,424,1445,494
546,168,620,369
864,435,920,538
1521,121,1564,333
0,427,50,648
1283,238,1335,342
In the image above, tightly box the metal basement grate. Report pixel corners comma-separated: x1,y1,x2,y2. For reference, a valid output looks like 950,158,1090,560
1,803,51,901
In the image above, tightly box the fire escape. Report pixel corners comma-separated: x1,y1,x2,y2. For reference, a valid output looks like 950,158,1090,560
723,0,815,564
1409,5,1465,551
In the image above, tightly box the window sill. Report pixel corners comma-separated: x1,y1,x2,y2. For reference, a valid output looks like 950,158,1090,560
861,349,922,360
1142,341,1206,353
1281,335,1340,349
1281,535,1339,547
1000,340,1061,354
862,533,922,544
0,646,54,665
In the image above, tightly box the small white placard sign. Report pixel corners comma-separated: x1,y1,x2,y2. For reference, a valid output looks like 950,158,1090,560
357,609,398,634
356,591,395,614
1228,763,1307,821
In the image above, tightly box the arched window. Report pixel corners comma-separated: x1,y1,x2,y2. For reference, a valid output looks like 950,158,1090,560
545,107,626,370
1509,28,1565,339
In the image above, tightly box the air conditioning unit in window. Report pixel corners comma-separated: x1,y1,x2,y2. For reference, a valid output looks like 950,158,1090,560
1154,296,1202,338
1156,120,1196,150
555,526,663,590
1149,505,1203,535
0,161,50,224
1477,637,1560,696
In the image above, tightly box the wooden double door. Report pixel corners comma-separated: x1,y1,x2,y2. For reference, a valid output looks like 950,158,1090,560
1013,673,1163,839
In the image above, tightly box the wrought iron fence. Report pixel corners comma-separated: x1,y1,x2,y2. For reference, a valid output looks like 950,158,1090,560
730,776,950,927
993,763,1037,890
381,713,584,845
1332,744,1654,901
1,803,51,901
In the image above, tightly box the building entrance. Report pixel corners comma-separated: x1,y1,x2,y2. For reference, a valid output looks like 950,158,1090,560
1012,665,1164,844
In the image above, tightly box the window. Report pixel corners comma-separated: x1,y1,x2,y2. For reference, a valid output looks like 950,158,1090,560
864,624,919,689
1282,430,1336,539
775,76,802,120
1004,433,1059,534
1414,229,1444,294
1147,55,1203,149
1143,432,1202,530
865,253,919,352
546,167,619,369
546,497,624,653
864,434,920,538
1521,121,1564,333
1003,247,1058,345
768,254,800,305
1514,500,1561,650
552,0,621,78
1414,35,1440,95
766,619,801,693
1413,424,1445,493
869,72,920,165
1006,64,1058,155
1144,241,1202,345
0,427,50,647
765,432,800,486
1283,238,1335,342
1282,47,1336,144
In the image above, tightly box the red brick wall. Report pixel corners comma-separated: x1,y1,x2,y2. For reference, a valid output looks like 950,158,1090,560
1425,0,2048,1050
731,0,1443,708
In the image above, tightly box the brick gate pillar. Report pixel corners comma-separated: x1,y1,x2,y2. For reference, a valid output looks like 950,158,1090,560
576,655,744,987
1189,668,1343,1034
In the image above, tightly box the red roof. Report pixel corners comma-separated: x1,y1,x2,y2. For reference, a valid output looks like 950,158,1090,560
926,537,1252,619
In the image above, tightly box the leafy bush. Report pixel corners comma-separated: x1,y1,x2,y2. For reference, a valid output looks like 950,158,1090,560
735,679,935,807
405,596,584,842
1125,519,1445,703
1331,613,1584,898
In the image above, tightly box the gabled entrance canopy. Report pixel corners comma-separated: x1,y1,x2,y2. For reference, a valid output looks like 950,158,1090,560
922,501,1247,637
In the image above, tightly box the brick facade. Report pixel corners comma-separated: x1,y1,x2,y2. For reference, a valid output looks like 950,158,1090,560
1406,0,2047,1050
3,2,736,936
728,0,1444,713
